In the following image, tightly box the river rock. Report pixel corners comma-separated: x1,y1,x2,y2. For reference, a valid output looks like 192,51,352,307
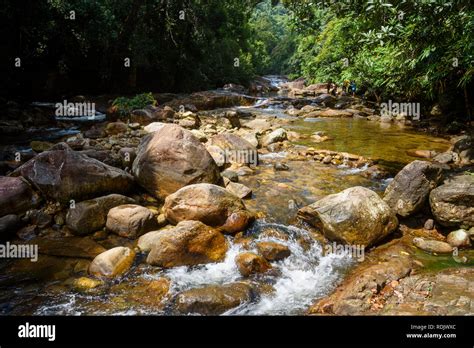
136,225,174,252
32,236,106,258
146,220,228,267
235,252,271,277
208,134,257,165
66,194,135,235
30,140,53,153
163,183,253,234
446,229,471,248
0,176,41,217
429,174,474,228
433,152,454,164
305,109,353,118
225,182,252,199
143,122,166,133
105,121,128,135
11,143,134,203
89,246,135,278
412,237,453,254
298,186,398,247
132,124,220,199
175,282,253,315
262,128,287,147
406,149,436,159
383,160,443,217
106,204,158,239
256,241,291,261
0,214,21,239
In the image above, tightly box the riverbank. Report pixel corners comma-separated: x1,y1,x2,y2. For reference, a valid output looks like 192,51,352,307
0,77,472,315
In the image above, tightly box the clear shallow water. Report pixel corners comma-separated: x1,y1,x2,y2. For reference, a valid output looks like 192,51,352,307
32,222,355,316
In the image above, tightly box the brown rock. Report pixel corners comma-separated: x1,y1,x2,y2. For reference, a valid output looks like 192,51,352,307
89,246,135,278
146,220,228,268
0,176,40,217
235,252,271,277
106,204,158,239
256,241,291,261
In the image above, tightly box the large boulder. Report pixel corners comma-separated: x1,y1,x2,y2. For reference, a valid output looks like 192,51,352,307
11,143,134,203
146,220,228,268
175,282,254,315
106,204,158,239
163,183,253,234
89,246,135,278
298,186,398,247
132,124,220,200
0,176,40,216
429,174,474,228
66,194,135,235
383,161,443,217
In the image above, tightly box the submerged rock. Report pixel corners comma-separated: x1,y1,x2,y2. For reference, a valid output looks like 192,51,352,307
235,252,272,277
146,220,228,268
383,160,443,217
132,124,220,199
225,182,252,199
89,246,135,278
106,204,158,239
175,282,254,315
429,174,474,228
298,186,398,247
66,194,135,235
163,183,253,234
11,143,134,203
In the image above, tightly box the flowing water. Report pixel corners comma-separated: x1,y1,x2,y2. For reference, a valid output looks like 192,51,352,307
0,80,452,316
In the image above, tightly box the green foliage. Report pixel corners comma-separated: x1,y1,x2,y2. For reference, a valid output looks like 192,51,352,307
112,93,156,116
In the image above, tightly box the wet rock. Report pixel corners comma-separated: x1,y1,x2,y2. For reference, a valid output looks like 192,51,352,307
66,194,135,235
450,135,473,164
89,246,135,278
132,124,220,199
429,174,474,228
0,176,40,216
146,220,228,267
226,182,252,199
12,143,134,203
106,204,158,239
262,128,287,147
0,214,21,239
413,237,453,254
105,121,128,135
175,282,253,315
446,229,471,248
383,160,443,217
298,186,398,247
31,236,106,258
256,241,291,261
235,252,271,277
72,277,104,292
163,183,253,234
